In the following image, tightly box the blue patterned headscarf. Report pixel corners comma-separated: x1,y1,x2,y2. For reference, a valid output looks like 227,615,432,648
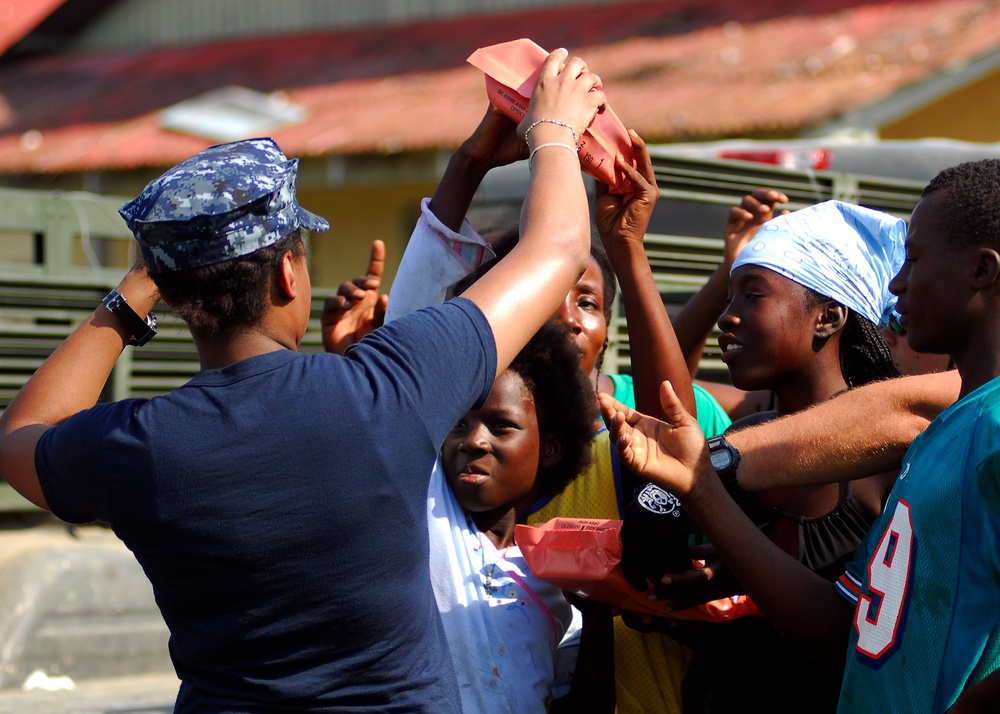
731,200,906,327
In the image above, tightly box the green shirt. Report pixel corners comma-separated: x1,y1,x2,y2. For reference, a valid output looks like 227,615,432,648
607,373,731,439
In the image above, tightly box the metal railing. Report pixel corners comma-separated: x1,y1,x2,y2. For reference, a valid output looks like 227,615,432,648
0,165,927,509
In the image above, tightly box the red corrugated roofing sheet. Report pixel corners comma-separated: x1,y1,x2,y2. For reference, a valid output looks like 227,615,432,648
0,0,997,173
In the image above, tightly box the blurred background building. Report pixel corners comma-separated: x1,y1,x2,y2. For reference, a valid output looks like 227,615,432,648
1,0,1000,285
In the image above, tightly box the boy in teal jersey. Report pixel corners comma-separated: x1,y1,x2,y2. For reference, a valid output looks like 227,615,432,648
833,161,1000,711
599,159,1000,713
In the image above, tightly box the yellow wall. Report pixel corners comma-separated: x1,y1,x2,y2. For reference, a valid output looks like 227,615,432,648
882,70,1000,141
298,180,436,293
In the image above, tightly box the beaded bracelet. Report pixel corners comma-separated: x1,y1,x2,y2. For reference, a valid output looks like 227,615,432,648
528,142,579,162
523,119,579,147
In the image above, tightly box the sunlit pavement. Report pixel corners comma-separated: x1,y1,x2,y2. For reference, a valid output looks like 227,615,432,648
0,672,180,714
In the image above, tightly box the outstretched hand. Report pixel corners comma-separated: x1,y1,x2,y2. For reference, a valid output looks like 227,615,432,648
598,380,710,498
320,240,388,355
722,188,789,269
595,130,657,256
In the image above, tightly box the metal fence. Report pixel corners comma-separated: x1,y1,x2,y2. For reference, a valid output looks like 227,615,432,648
0,160,927,509
0,189,338,413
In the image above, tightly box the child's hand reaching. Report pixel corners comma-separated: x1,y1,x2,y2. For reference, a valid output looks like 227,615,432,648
722,188,789,270
321,240,388,355
458,105,528,171
599,380,710,499
594,130,658,258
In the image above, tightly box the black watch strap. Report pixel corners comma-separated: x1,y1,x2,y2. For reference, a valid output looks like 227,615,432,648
706,434,741,488
102,289,157,347
707,435,777,528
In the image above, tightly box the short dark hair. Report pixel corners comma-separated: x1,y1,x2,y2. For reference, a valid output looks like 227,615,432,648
152,229,304,339
507,320,597,501
923,159,1000,249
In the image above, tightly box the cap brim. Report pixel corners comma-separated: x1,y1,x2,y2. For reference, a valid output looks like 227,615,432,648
297,206,330,233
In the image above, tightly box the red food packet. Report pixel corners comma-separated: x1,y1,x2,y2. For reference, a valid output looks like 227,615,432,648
467,38,637,194
516,517,760,622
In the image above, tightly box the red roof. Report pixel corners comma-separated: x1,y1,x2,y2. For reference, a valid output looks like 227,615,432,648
0,0,997,173
0,0,67,56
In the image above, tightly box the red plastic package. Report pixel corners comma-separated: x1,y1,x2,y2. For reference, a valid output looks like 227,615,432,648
466,38,637,194
516,517,759,622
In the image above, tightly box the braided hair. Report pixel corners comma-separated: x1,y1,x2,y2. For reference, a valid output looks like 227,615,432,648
803,288,900,388
839,311,900,387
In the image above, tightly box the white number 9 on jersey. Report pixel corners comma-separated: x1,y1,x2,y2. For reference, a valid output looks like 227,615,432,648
855,500,915,659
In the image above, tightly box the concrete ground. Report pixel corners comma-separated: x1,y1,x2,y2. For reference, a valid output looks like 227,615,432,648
0,672,180,713
0,514,175,698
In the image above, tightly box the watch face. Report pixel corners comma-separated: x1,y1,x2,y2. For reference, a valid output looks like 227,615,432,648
710,448,732,471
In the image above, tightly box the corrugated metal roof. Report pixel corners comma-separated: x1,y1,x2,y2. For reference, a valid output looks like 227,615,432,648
0,0,997,174
0,0,68,128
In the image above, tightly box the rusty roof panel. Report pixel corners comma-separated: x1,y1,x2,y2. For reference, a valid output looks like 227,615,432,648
0,1,998,173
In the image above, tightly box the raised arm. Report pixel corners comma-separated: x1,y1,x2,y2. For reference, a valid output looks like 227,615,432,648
462,50,605,376
379,106,531,325
428,105,529,232
595,130,694,418
675,189,786,419
600,384,853,672
326,66,598,352
673,188,788,374
0,262,159,508
728,369,959,490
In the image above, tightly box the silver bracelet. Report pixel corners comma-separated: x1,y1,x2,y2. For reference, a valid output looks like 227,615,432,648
523,119,579,147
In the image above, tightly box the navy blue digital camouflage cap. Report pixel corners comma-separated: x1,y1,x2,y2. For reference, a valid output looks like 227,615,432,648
119,138,330,272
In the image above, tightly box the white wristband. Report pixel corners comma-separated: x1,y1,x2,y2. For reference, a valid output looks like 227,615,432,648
528,142,579,162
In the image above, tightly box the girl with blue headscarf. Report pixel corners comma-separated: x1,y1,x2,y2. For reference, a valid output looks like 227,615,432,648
682,200,906,714
726,199,905,398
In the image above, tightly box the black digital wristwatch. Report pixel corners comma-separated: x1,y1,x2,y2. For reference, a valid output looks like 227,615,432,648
102,289,157,347
706,434,741,487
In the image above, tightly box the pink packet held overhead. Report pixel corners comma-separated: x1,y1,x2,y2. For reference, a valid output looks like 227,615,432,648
467,38,637,194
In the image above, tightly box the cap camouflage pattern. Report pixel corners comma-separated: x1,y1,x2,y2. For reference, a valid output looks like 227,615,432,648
119,138,330,272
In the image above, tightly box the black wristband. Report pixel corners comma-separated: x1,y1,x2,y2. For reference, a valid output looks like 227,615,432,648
102,289,157,347
706,435,741,488
707,435,776,528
